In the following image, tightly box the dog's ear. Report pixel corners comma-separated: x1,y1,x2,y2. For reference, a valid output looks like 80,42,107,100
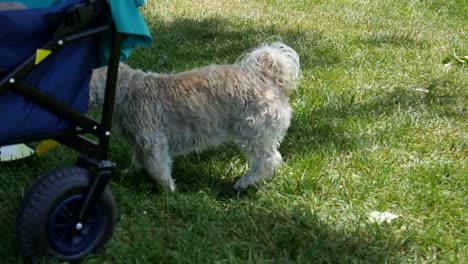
258,53,275,69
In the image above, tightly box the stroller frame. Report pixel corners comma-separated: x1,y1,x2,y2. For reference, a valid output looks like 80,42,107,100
1,0,122,260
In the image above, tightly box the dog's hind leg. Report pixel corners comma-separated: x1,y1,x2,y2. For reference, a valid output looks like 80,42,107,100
140,136,176,192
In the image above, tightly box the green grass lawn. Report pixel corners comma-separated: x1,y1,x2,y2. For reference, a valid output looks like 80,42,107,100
1,0,466,263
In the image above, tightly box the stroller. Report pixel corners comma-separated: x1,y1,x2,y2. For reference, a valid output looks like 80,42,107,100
0,0,151,261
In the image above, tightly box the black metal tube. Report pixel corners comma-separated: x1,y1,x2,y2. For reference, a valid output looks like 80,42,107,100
0,41,55,94
0,129,90,146
13,81,100,132
76,20,121,222
77,160,115,221
63,24,111,44
98,29,122,160
54,134,99,159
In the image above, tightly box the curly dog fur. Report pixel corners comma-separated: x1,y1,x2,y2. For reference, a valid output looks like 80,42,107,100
89,41,300,191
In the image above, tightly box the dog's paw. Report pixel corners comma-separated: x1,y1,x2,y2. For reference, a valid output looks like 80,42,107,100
168,183,176,192
160,179,176,193
122,167,133,175
233,176,257,191
123,166,145,175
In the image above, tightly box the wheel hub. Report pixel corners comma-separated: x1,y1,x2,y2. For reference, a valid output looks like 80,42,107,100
75,222,83,230
47,194,102,256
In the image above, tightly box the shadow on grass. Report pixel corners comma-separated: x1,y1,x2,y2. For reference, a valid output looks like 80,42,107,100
358,32,428,48
282,79,466,158
142,192,405,263
0,152,406,263
128,16,339,72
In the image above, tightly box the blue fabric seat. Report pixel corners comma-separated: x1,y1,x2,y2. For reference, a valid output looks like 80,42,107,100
0,0,151,142
0,0,94,142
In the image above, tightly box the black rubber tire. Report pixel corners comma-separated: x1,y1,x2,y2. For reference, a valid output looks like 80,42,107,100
16,166,117,261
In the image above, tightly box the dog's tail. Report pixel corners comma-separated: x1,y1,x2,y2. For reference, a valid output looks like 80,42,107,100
237,41,300,94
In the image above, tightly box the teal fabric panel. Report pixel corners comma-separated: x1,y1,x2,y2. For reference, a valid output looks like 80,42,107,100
0,0,152,65
0,0,62,8
98,0,152,65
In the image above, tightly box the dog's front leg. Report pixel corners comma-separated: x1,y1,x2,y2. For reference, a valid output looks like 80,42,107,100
234,147,283,190
142,137,176,192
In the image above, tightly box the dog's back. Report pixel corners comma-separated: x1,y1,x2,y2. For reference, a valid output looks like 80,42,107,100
162,41,300,152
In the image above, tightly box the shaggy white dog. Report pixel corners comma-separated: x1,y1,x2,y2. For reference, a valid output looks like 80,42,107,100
89,41,300,191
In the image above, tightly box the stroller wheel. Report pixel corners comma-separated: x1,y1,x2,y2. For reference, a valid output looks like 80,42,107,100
16,166,117,261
